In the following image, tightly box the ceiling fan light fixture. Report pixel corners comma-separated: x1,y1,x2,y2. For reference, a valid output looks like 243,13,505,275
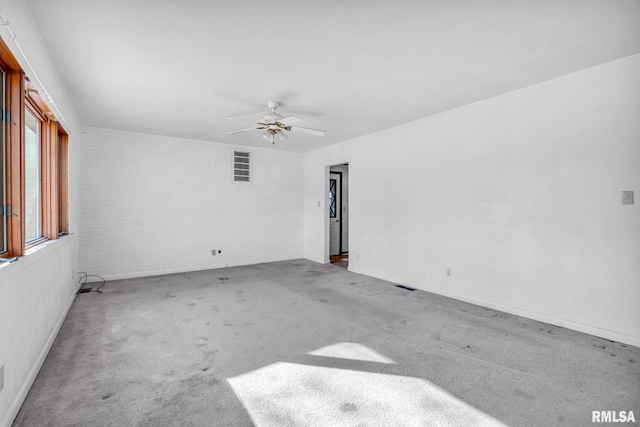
228,101,325,142
277,131,288,143
262,131,274,143
262,129,288,144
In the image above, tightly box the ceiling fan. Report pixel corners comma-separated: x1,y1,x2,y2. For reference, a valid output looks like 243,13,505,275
228,101,325,144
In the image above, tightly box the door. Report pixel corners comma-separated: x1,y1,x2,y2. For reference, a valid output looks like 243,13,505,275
329,172,341,256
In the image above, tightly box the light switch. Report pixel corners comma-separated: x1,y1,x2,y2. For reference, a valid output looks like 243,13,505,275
622,191,634,205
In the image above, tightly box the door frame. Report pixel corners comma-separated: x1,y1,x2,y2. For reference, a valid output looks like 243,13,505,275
324,162,348,264
329,171,343,256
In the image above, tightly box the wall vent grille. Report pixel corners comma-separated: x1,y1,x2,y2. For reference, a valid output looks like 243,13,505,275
233,150,251,183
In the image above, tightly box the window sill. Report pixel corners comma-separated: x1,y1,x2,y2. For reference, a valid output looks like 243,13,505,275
25,237,50,254
0,233,74,280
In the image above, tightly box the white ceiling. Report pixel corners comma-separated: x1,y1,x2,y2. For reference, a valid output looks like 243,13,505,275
26,0,640,152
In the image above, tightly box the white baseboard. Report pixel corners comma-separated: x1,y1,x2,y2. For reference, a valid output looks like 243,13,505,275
1,289,77,427
349,267,640,348
440,290,640,348
84,257,303,283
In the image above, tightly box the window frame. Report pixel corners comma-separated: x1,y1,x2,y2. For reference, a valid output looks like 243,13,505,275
24,99,45,247
1,38,25,258
1,64,6,253
57,131,68,234
1,36,68,259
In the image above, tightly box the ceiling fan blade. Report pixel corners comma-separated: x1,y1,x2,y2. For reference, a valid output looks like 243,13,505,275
291,126,326,136
278,115,302,126
227,127,258,135
228,117,254,123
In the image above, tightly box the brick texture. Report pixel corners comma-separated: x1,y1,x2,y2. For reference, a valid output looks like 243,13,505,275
79,127,303,280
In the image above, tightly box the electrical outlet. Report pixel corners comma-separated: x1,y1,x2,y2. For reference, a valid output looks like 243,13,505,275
212,249,217,256
0,365,4,393
622,191,634,205
446,268,452,278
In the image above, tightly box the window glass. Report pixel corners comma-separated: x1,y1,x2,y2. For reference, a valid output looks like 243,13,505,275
24,109,41,242
329,179,337,218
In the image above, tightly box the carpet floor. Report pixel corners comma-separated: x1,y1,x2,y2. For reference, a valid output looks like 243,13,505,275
12,260,640,426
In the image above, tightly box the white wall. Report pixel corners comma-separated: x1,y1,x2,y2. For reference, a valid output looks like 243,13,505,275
79,127,303,280
0,1,82,426
304,54,640,347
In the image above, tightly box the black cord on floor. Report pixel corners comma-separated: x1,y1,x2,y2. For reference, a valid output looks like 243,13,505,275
77,272,106,294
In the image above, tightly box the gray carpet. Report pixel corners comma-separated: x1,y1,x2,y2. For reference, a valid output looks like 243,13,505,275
12,260,640,426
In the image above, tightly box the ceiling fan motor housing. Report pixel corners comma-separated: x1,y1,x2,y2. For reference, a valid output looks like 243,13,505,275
227,100,325,140
260,113,283,125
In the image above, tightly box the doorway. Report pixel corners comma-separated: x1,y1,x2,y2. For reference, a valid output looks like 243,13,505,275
328,163,349,268
329,171,341,256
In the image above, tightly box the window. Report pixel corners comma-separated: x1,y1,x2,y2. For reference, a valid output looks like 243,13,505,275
0,37,21,258
0,35,68,259
24,109,41,242
57,131,68,234
0,65,6,253
329,179,337,218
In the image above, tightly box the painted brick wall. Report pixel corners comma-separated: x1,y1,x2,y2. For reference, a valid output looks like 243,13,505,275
79,127,303,280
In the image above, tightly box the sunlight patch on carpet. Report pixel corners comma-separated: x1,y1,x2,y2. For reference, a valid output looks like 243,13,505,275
228,362,506,426
307,342,396,364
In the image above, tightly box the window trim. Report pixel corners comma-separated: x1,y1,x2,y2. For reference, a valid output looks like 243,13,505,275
2,57,25,257
24,100,44,243
57,131,68,234
0,35,68,258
